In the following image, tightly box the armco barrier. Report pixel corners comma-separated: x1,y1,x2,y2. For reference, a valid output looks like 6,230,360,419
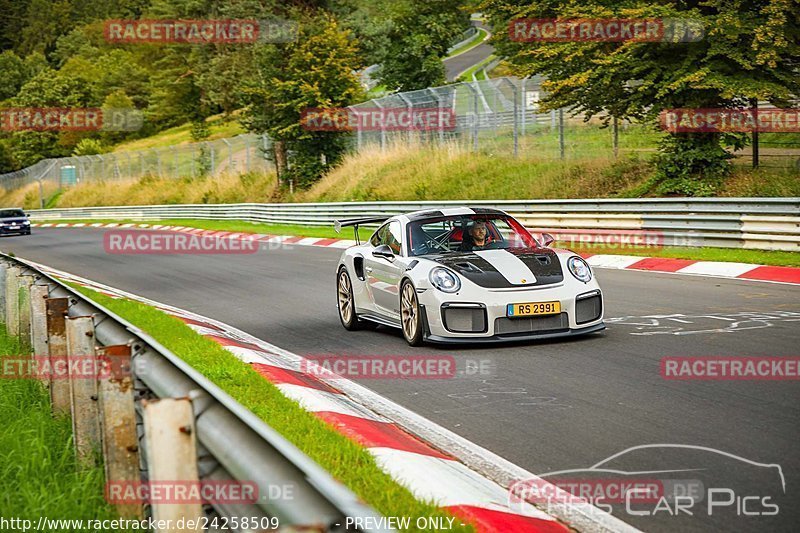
0,253,389,531
28,198,800,251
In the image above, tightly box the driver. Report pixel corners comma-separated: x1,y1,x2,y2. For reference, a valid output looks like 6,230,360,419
462,221,491,251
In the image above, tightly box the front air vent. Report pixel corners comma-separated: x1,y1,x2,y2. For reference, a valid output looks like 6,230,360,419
442,304,487,333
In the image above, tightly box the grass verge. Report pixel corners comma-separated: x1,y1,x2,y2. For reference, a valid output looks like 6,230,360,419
40,218,800,267
66,284,472,533
446,28,489,59
0,326,127,529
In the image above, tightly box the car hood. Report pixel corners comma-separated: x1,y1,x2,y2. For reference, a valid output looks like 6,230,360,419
430,247,564,288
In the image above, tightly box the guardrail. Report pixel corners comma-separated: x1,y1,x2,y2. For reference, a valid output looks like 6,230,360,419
28,198,800,251
0,253,389,531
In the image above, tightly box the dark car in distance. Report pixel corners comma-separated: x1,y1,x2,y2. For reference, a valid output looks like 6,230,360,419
0,208,32,236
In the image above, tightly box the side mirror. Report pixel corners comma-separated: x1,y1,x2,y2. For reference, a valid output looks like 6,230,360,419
372,244,395,260
540,232,555,247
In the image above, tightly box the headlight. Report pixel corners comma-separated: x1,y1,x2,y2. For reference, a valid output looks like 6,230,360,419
429,267,461,293
568,256,592,283
23,221,30,225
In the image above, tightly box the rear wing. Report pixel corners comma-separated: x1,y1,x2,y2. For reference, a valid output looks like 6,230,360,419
334,216,390,244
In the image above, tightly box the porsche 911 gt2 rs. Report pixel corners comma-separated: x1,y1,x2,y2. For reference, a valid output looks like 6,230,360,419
334,207,605,346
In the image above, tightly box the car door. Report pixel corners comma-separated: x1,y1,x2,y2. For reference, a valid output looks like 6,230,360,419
364,220,406,317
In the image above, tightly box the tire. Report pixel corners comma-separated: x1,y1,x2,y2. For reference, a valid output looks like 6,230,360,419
337,266,362,330
400,280,424,346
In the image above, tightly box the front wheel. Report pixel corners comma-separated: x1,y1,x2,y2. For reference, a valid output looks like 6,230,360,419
337,267,361,330
400,280,424,346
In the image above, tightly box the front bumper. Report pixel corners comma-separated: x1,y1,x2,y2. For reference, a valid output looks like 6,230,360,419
417,280,604,342
0,225,31,235
423,320,605,344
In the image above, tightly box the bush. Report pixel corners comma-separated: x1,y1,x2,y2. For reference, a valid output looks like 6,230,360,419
652,134,732,196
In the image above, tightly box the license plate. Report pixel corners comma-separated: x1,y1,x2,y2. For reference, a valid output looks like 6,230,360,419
507,301,561,317
9,226,19,230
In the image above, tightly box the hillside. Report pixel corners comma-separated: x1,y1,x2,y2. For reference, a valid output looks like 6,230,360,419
2,141,797,210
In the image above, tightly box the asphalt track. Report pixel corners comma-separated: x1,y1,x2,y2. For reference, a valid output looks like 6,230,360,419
5,228,799,532
444,21,493,82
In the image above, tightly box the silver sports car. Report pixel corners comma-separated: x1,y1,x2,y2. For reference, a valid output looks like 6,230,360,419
335,207,604,345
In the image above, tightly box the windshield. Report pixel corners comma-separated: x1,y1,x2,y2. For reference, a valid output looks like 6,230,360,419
0,209,25,218
407,214,538,257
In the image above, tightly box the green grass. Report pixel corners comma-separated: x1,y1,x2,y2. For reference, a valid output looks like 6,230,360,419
66,285,473,533
455,54,496,82
37,218,800,266
112,114,245,153
0,327,128,530
446,28,489,59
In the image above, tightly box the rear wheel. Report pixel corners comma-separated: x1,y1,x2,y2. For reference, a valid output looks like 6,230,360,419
337,267,361,330
400,280,424,346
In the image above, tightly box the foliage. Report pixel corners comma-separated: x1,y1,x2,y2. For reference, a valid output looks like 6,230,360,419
480,0,800,194
239,10,364,187
377,0,470,91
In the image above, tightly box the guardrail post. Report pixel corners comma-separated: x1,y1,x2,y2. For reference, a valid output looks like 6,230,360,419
18,274,34,344
5,266,20,336
30,285,49,384
46,297,70,413
0,263,6,318
66,316,101,467
97,344,142,519
143,398,204,528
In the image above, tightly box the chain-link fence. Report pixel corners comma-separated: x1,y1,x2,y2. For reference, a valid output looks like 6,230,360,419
0,133,273,195
1,77,797,199
349,76,800,170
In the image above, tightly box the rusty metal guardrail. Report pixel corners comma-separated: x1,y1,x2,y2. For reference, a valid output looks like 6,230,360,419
0,253,390,532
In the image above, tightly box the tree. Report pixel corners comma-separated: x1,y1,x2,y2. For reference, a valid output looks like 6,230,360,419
0,51,27,101
239,11,365,187
480,0,800,195
377,0,469,92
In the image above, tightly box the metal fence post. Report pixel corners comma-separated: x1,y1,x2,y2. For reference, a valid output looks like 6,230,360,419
37,178,45,208
496,78,519,157
143,398,204,527
223,138,234,175
462,83,480,151
156,149,162,177
66,316,101,467
97,344,142,519
751,99,759,168
210,142,216,175
521,77,527,137
46,297,70,414
371,99,387,152
613,116,619,159
559,109,565,160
